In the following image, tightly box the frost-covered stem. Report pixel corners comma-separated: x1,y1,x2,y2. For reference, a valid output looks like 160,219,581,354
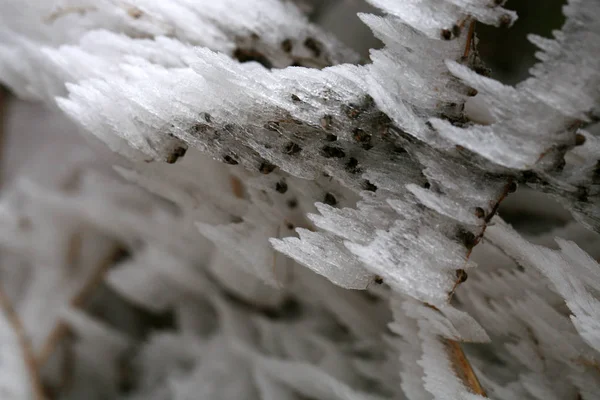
37,246,127,366
445,339,487,397
426,302,486,396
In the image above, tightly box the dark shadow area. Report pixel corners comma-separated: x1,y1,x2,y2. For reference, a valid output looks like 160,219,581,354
476,0,566,85
498,188,573,235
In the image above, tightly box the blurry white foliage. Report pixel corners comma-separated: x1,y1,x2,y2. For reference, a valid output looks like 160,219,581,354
0,0,599,399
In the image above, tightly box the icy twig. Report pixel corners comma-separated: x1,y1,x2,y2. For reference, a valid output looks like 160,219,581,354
444,339,487,396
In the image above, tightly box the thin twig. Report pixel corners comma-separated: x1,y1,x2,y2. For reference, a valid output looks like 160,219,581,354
37,246,126,366
463,21,476,59
445,339,487,396
425,303,487,396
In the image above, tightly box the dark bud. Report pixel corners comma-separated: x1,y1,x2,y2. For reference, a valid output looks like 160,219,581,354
166,146,187,164
190,124,208,136
230,215,244,224
475,207,486,219
287,199,298,209
322,145,346,158
323,192,337,206
457,228,477,249
202,112,211,123
374,275,384,284
467,88,478,96
343,103,361,119
375,111,392,125
281,39,293,53
575,133,586,146
291,94,301,102
452,24,462,37
223,155,239,165
576,187,589,202
362,94,375,108
345,157,360,174
473,64,492,77
393,146,407,154
353,128,372,150
441,29,452,40
303,37,322,57
363,180,378,192
286,222,295,230
284,142,302,155
423,182,431,189
259,161,276,174
499,14,512,28
128,7,143,19
456,269,468,283
275,180,288,194
233,48,273,69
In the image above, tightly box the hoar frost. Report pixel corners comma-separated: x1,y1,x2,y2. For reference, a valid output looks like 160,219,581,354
0,0,599,399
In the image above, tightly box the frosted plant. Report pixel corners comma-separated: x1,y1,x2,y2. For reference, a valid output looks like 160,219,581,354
0,0,599,399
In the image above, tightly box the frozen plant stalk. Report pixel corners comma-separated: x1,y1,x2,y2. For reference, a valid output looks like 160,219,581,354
0,0,599,399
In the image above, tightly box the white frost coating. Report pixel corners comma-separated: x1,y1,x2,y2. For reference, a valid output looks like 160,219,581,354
308,200,394,244
271,230,373,289
388,314,431,400
435,305,490,343
106,245,207,312
406,184,480,226
197,220,282,287
234,341,388,400
207,251,286,308
486,219,600,353
0,0,358,97
402,299,488,400
346,217,474,306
